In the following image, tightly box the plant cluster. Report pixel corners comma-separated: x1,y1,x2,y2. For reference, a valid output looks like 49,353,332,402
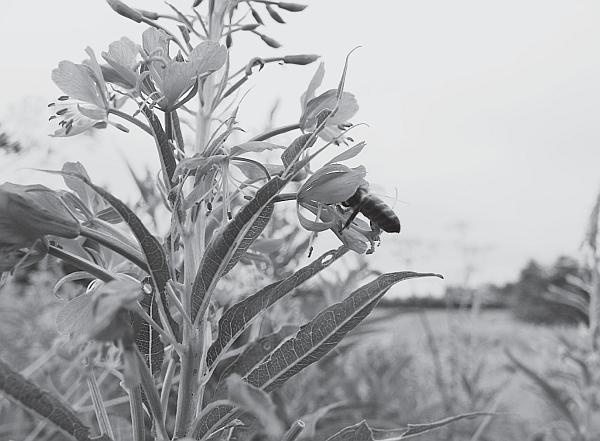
0,2,484,441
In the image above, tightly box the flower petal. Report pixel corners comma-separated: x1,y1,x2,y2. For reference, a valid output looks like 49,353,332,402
299,164,366,204
189,41,227,75
52,61,105,108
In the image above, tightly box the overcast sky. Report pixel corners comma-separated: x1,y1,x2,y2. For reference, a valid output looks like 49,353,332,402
2,0,600,295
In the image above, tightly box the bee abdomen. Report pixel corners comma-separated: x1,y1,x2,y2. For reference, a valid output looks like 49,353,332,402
360,196,401,233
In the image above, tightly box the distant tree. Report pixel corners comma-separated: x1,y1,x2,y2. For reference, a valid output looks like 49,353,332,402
0,125,21,154
510,257,585,324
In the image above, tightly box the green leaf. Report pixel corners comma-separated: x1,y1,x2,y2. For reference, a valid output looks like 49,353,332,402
218,326,297,382
327,413,491,440
281,133,314,168
206,247,348,367
189,402,240,441
326,420,373,441
71,174,178,338
230,141,284,156
141,106,177,186
222,203,274,276
226,374,285,439
134,348,169,440
190,176,293,324
0,358,95,441
325,141,366,166
131,277,164,376
244,272,442,392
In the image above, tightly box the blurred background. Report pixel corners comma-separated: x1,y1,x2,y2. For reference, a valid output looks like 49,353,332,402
2,1,600,440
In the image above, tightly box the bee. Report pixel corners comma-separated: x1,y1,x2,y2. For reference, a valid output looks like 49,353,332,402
341,186,401,233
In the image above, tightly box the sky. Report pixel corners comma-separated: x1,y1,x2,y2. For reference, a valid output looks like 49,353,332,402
1,0,600,295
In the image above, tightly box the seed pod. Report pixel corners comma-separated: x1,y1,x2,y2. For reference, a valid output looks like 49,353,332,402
277,2,308,12
106,0,143,23
266,4,285,23
283,54,320,65
260,33,282,49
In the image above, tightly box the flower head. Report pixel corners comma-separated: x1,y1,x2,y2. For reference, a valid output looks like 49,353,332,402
299,62,359,144
0,183,80,273
141,28,227,108
50,48,110,136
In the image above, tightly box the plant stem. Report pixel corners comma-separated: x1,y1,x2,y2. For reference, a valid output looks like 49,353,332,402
281,421,305,441
47,245,115,282
80,226,148,271
249,123,300,142
109,109,153,135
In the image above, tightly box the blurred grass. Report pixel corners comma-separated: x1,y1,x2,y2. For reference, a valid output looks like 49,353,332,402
0,271,583,440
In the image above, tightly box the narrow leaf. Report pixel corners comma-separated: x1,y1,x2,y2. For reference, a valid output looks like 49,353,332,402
326,420,373,441
0,358,95,441
206,247,348,367
131,277,164,376
134,348,169,440
141,106,176,186
325,141,366,166
222,203,274,275
244,272,442,392
230,141,284,156
189,402,240,441
281,133,313,168
190,175,292,324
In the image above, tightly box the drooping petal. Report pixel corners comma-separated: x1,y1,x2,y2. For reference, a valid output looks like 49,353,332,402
52,61,105,108
298,164,366,204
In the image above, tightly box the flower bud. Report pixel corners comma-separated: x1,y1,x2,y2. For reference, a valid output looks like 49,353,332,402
260,34,282,49
240,23,260,31
251,8,264,25
106,0,143,23
266,4,285,23
283,54,320,65
0,183,80,247
277,2,308,12
138,9,159,20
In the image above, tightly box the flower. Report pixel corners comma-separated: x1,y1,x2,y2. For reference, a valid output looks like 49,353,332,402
294,164,381,254
0,183,80,245
0,183,80,272
141,28,227,108
299,62,359,144
101,37,141,90
50,48,110,136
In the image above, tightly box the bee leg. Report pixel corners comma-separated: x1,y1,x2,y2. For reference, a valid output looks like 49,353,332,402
341,208,361,231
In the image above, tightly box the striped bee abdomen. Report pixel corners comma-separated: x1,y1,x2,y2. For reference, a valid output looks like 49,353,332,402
360,194,401,233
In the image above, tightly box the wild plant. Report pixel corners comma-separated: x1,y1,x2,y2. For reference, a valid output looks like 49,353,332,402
506,190,600,441
0,1,484,440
